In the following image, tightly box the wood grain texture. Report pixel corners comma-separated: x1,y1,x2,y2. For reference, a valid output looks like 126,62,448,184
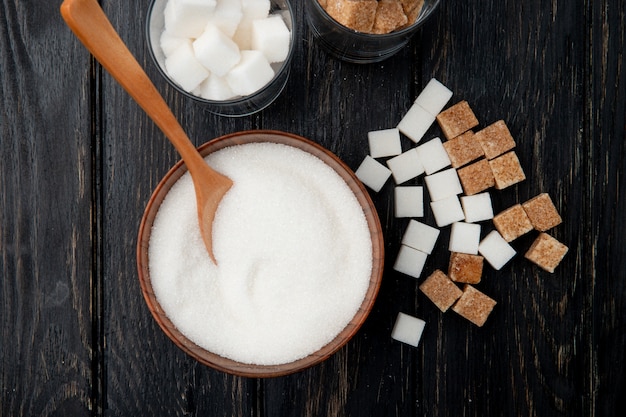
1,0,625,415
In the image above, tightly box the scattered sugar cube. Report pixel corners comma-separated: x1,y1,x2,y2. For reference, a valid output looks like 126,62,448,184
393,245,428,279
419,270,463,312
372,0,408,34
448,252,484,284
436,100,479,140
448,222,481,255
489,151,526,190
386,148,425,184
251,15,291,63
474,120,516,160
207,0,243,38
160,30,188,57
452,285,497,327
522,193,563,231
397,102,437,143
414,78,453,116
430,195,465,227
368,128,402,158
401,220,440,254
193,24,241,77
355,155,392,192
460,193,494,223
416,137,451,175
394,186,424,218
524,233,569,273
442,130,484,168
196,73,236,101
424,168,463,202
164,41,210,91
225,50,274,96
457,159,495,195
164,0,217,38
391,312,426,347
493,204,534,242
478,230,516,270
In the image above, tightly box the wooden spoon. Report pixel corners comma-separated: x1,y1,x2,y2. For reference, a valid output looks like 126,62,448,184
60,0,232,263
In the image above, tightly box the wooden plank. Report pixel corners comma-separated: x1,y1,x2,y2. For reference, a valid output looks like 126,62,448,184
0,0,94,415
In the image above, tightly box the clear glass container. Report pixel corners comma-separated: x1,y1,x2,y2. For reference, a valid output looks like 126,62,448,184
146,0,295,117
306,0,440,64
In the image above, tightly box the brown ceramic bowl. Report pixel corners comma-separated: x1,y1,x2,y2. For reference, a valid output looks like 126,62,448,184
137,130,384,378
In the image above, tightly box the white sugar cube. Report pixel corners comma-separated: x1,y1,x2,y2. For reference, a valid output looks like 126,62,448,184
478,230,517,270
449,222,481,254
241,0,270,19
355,156,392,192
208,0,243,38
424,168,463,202
394,186,424,218
397,102,436,143
416,137,451,175
386,149,424,184
430,195,465,227
193,24,241,77
196,73,236,101
414,78,453,116
164,0,217,38
391,312,426,347
164,41,210,91
368,128,402,158
160,30,187,57
232,18,254,49
251,15,291,63
225,50,274,96
461,193,494,223
401,220,440,254
393,245,428,279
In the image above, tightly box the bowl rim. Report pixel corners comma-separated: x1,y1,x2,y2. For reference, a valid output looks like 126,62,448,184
136,130,384,378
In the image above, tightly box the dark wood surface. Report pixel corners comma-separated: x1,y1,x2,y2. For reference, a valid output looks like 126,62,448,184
1,0,625,415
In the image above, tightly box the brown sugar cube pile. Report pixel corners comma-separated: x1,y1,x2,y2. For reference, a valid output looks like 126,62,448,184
525,233,569,273
457,159,495,195
436,101,480,140
400,0,425,25
443,130,484,168
325,0,379,33
372,0,408,34
419,270,463,312
489,151,526,190
452,285,497,327
522,193,562,231
448,252,484,284
474,120,516,160
493,204,534,242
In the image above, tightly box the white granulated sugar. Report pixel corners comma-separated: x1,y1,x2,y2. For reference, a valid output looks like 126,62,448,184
149,142,373,365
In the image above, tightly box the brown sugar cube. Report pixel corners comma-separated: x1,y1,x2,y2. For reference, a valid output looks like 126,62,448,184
319,0,328,7
448,252,484,284
489,151,526,190
457,159,495,195
436,101,480,140
452,285,497,327
419,270,463,312
443,131,484,168
372,0,408,34
525,233,569,273
493,204,534,242
474,120,516,160
522,193,563,231
325,0,378,33
397,0,425,25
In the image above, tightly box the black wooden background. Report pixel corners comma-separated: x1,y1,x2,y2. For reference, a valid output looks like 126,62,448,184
1,0,625,416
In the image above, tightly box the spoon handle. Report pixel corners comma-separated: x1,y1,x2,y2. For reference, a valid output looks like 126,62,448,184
60,0,205,171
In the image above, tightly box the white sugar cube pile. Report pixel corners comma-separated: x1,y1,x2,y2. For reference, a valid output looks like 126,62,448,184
159,0,291,100
391,312,426,347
